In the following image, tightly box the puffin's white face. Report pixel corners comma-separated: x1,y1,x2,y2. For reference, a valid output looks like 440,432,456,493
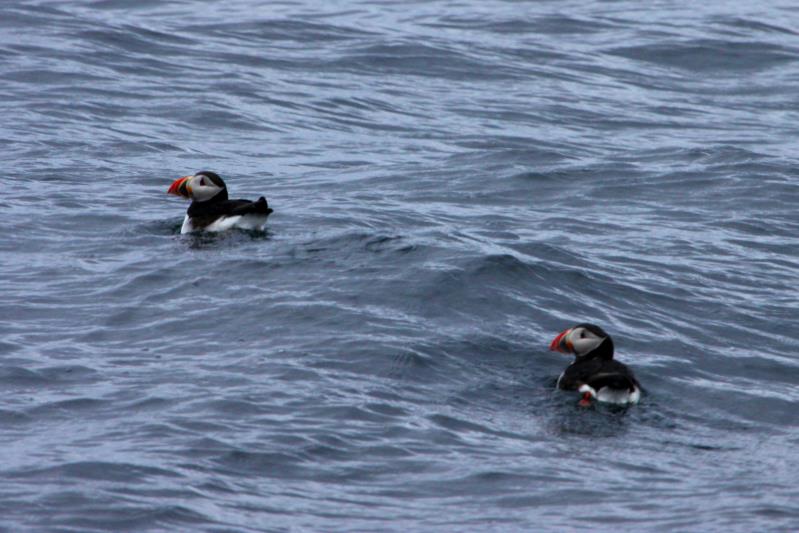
167,171,226,202
185,173,224,202
549,325,606,357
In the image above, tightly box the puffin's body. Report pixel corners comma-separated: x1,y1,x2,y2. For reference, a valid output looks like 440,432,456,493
549,323,641,406
167,171,272,234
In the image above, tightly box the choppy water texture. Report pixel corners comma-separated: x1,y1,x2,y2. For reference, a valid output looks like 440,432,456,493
3,0,799,530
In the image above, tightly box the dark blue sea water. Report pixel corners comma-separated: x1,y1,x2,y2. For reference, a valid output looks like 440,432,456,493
3,0,799,530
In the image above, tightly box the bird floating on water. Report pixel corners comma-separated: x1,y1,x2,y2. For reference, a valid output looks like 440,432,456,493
549,323,641,406
167,171,272,234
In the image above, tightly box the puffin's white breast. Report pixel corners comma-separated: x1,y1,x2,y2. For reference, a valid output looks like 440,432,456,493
180,214,269,234
578,384,640,404
180,215,193,234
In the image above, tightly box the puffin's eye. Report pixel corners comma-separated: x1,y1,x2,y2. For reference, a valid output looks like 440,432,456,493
200,178,206,186
580,331,586,338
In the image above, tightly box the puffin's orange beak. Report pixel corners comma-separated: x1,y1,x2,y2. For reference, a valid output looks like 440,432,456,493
167,176,191,198
549,328,573,353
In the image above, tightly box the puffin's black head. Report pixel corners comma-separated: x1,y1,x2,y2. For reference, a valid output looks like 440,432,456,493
167,171,228,202
549,323,614,359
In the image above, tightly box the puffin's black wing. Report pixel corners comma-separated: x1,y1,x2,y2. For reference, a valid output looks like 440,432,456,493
558,358,603,390
559,359,639,392
186,197,272,229
188,198,272,219
584,368,639,392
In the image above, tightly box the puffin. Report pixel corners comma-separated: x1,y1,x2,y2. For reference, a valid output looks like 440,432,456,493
167,171,273,234
549,323,641,406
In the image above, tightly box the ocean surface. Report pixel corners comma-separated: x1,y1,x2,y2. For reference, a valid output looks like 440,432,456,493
2,0,799,531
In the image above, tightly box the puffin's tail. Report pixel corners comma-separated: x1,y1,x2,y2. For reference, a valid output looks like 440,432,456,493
231,197,273,217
